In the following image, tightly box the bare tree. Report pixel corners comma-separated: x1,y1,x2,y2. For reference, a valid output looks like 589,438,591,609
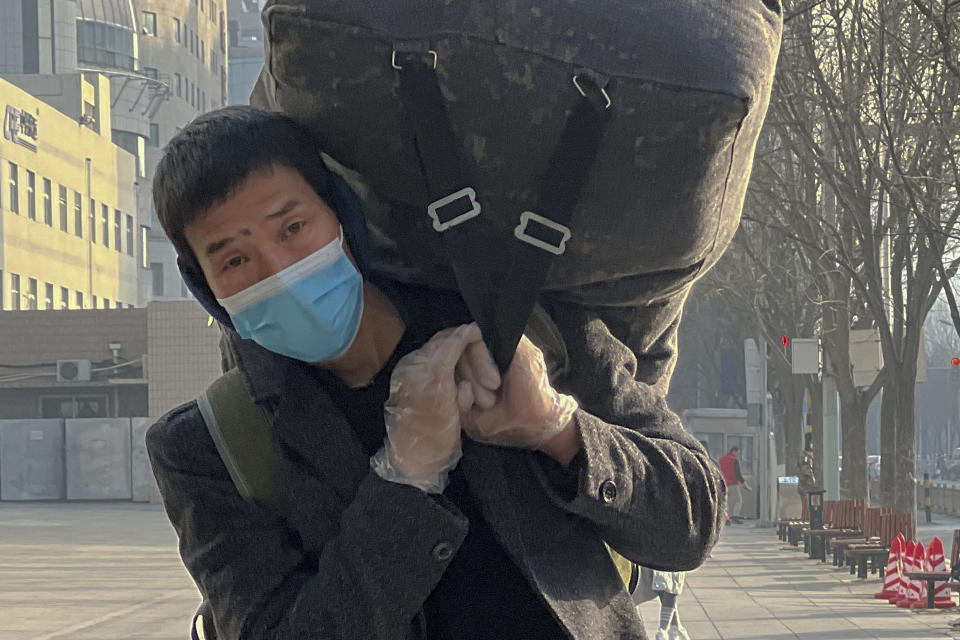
751,0,960,513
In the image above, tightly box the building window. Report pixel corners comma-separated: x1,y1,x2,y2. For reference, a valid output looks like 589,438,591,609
44,282,54,310
140,226,149,268
148,122,160,147
200,0,205,12
74,192,83,237
190,30,195,53
10,273,20,310
0,270,3,310
7,162,18,213
201,40,205,65
26,170,36,220
173,17,181,43
27,278,38,310
210,1,217,22
89,198,97,243
125,214,134,256
101,204,109,247
60,286,69,310
151,262,165,296
174,72,182,97
92,294,97,308
76,20,136,71
114,209,122,251
142,11,157,36
201,91,206,112
76,291,84,309
143,66,158,80
59,185,68,231
40,394,109,419
211,50,217,73
43,178,52,225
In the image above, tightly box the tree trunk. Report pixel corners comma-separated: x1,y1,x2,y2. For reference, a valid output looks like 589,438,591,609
783,380,804,477
840,399,869,501
880,385,896,508
893,370,918,517
808,382,824,488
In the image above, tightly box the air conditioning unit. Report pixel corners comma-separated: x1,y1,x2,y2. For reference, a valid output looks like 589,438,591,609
57,359,92,382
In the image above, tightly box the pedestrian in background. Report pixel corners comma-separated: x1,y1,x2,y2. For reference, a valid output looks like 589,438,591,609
632,567,690,640
719,447,751,523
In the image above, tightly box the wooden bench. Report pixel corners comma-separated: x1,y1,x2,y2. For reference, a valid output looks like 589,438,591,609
844,513,914,579
831,507,888,566
804,499,864,562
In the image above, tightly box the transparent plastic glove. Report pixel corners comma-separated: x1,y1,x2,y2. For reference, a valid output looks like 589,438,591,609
370,323,482,493
461,335,578,449
455,339,502,410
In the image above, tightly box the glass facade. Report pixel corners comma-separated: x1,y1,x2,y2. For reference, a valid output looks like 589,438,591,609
77,20,137,71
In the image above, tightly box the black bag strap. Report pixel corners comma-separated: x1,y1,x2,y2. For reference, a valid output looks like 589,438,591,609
393,44,612,370
393,45,496,336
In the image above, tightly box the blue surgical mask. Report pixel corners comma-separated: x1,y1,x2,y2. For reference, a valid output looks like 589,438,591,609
217,229,364,362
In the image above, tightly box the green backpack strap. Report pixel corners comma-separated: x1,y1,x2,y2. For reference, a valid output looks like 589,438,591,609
196,368,279,507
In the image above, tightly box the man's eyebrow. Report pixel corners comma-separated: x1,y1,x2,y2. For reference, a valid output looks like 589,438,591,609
204,201,300,257
265,199,299,220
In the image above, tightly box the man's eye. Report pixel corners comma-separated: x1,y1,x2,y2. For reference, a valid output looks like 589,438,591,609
224,256,245,270
286,221,304,236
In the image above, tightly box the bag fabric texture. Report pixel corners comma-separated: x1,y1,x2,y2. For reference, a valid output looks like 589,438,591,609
251,0,783,357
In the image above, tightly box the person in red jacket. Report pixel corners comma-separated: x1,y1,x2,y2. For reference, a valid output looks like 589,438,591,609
718,447,752,523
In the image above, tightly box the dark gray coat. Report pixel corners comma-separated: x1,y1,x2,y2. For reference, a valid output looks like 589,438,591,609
147,294,724,640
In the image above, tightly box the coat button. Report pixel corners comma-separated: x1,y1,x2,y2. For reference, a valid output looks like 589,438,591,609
600,480,618,503
432,541,454,562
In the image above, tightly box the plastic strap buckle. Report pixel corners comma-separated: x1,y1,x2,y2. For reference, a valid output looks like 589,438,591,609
427,187,482,232
514,211,571,255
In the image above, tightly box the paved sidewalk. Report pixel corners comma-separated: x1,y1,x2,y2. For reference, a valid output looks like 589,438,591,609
637,516,960,639
5,500,960,639
1,502,200,640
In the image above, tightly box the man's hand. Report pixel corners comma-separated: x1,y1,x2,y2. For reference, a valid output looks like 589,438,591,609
370,323,483,493
458,335,581,462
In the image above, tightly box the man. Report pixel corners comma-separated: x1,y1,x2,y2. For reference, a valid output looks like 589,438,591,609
718,446,751,524
147,106,723,639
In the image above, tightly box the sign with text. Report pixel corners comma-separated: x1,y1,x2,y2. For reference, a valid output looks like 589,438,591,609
3,105,39,151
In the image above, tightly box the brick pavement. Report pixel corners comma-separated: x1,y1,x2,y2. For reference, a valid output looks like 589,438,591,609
637,517,960,639
5,500,960,639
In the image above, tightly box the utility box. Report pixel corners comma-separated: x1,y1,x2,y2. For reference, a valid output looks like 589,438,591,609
777,476,802,519
131,417,155,502
65,418,132,500
0,420,65,500
683,408,760,519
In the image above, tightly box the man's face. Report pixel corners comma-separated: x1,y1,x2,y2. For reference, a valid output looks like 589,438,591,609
185,164,346,299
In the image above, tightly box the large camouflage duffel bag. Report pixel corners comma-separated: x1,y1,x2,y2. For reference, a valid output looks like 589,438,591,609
251,0,782,366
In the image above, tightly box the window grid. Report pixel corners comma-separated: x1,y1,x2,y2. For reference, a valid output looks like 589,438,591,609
125,214,134,256
43,178,52,226
101,204,109,247
10,273,20,310
26,170,36,220
74,191,83,237
59,184,68,231
7,162,18,214
89,198,97,243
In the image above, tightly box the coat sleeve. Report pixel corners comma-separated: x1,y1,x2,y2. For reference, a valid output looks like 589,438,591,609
147,402,469,640
531,294,725,572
